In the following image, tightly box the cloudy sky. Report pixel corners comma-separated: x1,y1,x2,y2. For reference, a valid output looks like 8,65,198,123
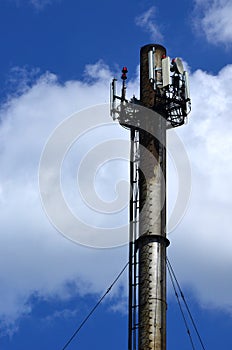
0,0,232,349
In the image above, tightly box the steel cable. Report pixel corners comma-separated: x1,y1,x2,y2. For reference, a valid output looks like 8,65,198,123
167,260,196,350
167,258,206,350
61,261,129,350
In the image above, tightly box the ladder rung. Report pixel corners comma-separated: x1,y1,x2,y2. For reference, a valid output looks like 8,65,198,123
131,282,140,286
132,325,139,330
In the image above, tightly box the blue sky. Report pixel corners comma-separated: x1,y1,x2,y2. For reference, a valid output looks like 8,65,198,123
1,0,232,349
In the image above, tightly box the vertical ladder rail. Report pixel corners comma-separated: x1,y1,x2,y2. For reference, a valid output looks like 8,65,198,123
129,129,140,350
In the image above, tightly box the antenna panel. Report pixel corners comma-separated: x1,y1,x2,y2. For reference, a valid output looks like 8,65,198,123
162,56,171,87
148,49,155,81
110,78,117,119
184,71,190,100
175,57,184,75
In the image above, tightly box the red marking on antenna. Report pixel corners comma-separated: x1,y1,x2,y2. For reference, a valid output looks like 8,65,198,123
122,67,128,73
121,73,127,80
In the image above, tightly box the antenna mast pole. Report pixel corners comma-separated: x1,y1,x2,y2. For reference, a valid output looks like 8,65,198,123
138,44,169,350
110,43,191,350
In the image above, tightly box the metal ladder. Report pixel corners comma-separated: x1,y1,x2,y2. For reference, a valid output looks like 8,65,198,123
128,129,140,350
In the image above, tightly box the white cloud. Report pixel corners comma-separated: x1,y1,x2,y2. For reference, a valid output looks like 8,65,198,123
44,308,79,323
169,64,232,312
1,58,232,336
10,0,59,10
135,7,163,42
0,62,129,335
29,0,51,9
193,0,232,45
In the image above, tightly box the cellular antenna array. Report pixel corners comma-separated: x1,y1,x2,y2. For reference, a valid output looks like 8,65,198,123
110,44,191,350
